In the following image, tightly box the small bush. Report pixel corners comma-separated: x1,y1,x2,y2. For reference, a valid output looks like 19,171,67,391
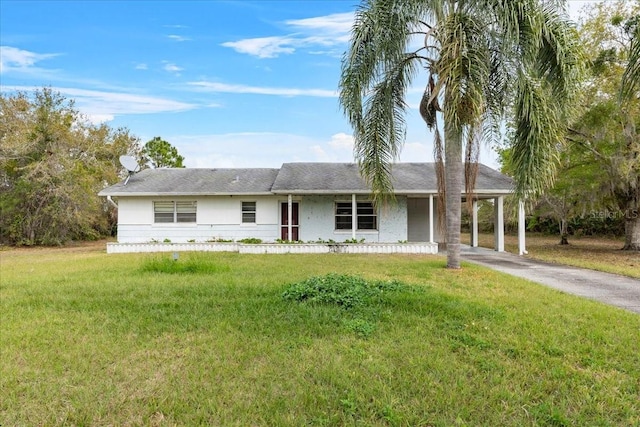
239,238,262,244
282,274,415,338
282,273,409,309
344,238,365,243
140,254,231,274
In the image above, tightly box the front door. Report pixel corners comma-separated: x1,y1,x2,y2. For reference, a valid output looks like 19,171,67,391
407,198,429,242
280,202,299,241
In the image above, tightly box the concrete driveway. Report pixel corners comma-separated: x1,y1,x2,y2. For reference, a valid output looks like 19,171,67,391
458,246,640,314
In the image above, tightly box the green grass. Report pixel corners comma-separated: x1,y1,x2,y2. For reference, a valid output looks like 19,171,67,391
1,247,639,426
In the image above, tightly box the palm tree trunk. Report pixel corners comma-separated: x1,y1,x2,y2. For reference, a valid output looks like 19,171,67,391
445,124,463,269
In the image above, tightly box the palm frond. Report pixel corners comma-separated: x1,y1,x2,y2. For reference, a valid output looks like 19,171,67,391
510,73,564,198
536,3,584,116
340,0,434,203
355,54,419,203
621,24,640,101
433,126,446,236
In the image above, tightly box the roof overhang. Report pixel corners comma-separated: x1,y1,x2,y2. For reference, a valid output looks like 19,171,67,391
98,191,276,197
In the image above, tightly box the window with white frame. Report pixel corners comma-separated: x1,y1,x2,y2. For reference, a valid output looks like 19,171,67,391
241,201,256,223
154,201,197,223
334,201,377,230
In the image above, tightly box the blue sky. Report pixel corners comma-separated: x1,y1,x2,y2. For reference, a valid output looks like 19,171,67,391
1,1,597,169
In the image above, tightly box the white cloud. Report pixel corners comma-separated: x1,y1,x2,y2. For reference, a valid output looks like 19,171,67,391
0,85,196,119
160,131,445,169
188,81,337,98
84,113,115,124
400,142,430,162
286,12,353,34
168,35,191,42
0,46,59,73
221,12,353,58
163,62,183,73
134,63,148,70
221,36,296,59
168,132,356,168
328,132,354,150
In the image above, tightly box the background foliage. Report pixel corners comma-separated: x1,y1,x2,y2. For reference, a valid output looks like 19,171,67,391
141,136,184,169
499,1,639,247
0,88,141,245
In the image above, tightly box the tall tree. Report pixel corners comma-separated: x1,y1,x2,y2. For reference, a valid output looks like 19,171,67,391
569,1,640,250
0,88,140,245
340,0,582,268
141,136,184,168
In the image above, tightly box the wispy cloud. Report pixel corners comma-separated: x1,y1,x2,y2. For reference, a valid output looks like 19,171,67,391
221,36,296,59
312,132,355,162
168,35,191,42
1,85,197,122
171,132,355,168
221,12,353,58
285,12,353,35
188,81,337,97
0,46,59,74
134,63,148,70
328,132,354,150
163,62,183,74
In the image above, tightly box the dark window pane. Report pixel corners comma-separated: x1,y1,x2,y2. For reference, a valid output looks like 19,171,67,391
176,201,196,223
242,212,256,223
357,202,374,215
242,202,256,223
336,216,352,230
335,202,352,229
154,202,175,223
357,216,377,230
335,202,352,215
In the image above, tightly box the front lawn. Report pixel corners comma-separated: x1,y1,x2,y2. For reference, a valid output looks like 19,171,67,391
1,246,638,425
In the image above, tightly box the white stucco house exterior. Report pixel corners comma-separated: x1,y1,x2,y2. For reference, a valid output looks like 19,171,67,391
98,162,521,254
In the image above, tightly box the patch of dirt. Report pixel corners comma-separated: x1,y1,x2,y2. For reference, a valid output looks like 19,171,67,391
0,239,111,255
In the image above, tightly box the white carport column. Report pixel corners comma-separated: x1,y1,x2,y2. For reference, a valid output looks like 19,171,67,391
429,194,434,244
494,196,505,252
518,199,527,255
471,199,478,248
287,194,293,241
351,194,357,239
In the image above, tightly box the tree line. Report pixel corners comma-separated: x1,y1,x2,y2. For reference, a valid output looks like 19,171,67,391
0,88,183,245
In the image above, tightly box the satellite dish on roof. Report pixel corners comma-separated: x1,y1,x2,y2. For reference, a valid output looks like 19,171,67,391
119,155,140,173
119,155,140,185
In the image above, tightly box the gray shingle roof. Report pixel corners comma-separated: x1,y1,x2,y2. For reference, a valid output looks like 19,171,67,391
98,163,513,197
98,168,280,196
271,163,513,194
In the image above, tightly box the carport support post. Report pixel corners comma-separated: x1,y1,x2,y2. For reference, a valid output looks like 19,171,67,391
518,199,527,255
287,194,293,241
351,194,357,240
471,199,478,247
429,194,434,244
494,196,505,252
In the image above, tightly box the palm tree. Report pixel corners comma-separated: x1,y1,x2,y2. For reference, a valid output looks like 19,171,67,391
339,0,582,268
620,17,639,101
